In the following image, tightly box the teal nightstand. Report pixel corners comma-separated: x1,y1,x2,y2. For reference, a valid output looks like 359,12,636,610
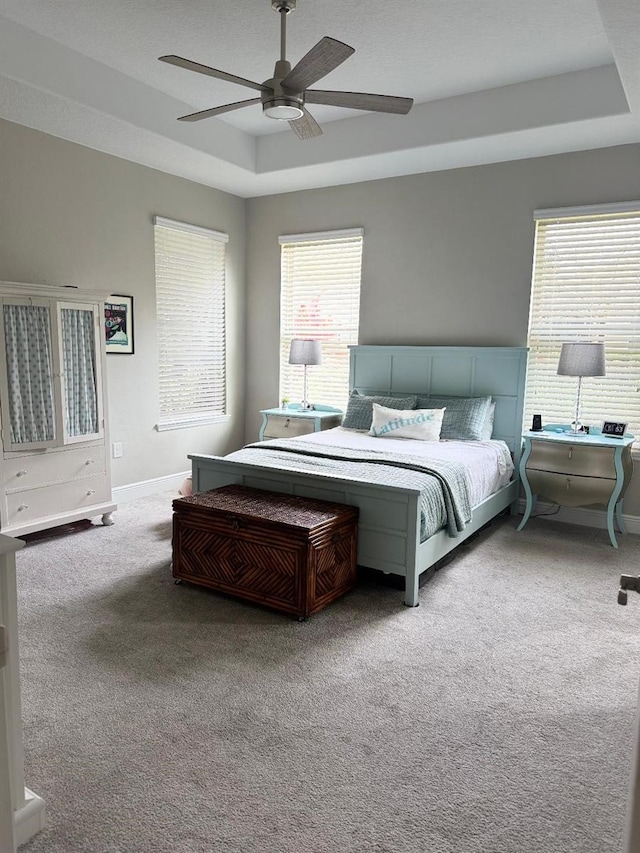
517,426,634,547
259,405,343,441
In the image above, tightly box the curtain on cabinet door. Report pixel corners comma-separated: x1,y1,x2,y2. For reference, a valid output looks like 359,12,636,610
61,308,98,436
3,304,56,443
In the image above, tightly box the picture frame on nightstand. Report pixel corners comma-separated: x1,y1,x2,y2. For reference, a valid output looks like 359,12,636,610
601,420,628,438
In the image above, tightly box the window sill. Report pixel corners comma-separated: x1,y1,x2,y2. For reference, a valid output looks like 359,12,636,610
156,414,230,432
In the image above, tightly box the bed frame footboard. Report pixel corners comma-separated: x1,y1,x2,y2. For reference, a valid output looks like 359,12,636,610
189,455,517,607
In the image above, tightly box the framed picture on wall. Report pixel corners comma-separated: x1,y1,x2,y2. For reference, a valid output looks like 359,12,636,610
105,295,134,354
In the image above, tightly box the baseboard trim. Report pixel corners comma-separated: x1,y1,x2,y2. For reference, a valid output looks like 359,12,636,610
113,471,190,504
15,787,46,846
517,498,640,535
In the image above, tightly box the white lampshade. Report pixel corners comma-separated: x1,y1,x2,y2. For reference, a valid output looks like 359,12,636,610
557,342,606,377
288,339,322,366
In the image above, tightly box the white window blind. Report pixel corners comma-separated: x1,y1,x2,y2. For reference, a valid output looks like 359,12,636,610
525,202,640,436
279,229,363,410
154,216,228,430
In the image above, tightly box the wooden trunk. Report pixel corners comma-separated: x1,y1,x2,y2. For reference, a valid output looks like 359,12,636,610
172,485,358,619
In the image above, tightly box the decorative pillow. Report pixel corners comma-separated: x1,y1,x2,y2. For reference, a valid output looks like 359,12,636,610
342,391,417,431
481,401,496,440
369,403,445,440
415,395,492,441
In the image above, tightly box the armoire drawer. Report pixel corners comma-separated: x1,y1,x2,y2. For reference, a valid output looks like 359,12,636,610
5,474,111,526
3,445,107,492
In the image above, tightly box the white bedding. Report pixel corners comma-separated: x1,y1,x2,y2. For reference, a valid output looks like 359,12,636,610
285,427,514,508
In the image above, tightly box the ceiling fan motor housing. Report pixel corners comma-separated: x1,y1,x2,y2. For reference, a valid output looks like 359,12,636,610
262,59,304,120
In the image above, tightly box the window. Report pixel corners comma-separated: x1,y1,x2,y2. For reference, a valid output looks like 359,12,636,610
279,228,363,410
153,216,228,430
525,201,640,436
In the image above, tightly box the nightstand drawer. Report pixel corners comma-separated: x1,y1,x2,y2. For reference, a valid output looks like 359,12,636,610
263,415,316,438
526,470,615,507
259,408,343,441
528,441,616,479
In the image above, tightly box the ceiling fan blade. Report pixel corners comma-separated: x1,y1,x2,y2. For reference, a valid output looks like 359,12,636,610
281,37,354,92
289,108,323,140
177,98,262,122
305,89,413,115
159,55,266,93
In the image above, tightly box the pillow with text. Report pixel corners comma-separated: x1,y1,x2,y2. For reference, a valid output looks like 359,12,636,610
369,403,445,440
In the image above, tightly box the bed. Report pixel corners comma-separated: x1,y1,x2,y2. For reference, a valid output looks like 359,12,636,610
189,345,528,606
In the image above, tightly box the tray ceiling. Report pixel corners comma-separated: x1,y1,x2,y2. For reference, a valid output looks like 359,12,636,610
0,0,638,197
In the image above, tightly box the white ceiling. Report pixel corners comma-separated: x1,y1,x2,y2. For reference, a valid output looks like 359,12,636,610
1,0,639,198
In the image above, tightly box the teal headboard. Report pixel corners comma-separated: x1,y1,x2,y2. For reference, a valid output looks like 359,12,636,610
348,345,528,465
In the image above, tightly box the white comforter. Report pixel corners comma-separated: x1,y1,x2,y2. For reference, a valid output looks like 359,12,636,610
290,427,514,508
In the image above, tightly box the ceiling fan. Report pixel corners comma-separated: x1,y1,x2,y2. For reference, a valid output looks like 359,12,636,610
159,0,413,140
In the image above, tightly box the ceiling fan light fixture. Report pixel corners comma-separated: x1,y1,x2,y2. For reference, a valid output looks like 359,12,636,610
263,98,304,120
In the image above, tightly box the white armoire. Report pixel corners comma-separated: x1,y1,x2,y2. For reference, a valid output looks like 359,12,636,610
0,281,116,537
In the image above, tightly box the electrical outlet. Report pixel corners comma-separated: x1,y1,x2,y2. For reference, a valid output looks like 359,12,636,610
112,442,123,459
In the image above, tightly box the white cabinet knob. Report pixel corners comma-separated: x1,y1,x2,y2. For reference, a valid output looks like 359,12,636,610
86,489,95,496
17,504,28,511
85,459,95,466
16,469,27,477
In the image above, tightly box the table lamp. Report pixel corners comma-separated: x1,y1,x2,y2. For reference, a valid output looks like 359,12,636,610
557,342,605,434
288,339,322,410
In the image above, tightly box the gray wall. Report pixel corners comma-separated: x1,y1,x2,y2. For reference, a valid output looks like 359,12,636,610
0,119,246,487
246,143,640,509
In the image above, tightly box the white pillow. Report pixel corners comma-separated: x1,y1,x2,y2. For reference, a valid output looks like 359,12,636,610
369,403,445,440
481,401,496,440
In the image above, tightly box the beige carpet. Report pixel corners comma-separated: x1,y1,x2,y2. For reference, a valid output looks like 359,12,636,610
14,493,640,853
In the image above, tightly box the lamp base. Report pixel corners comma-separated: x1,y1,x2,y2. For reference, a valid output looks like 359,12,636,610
300,401,314,410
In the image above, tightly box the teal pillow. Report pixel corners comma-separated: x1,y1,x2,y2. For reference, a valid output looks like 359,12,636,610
342,391,417,430
415,395,492,441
